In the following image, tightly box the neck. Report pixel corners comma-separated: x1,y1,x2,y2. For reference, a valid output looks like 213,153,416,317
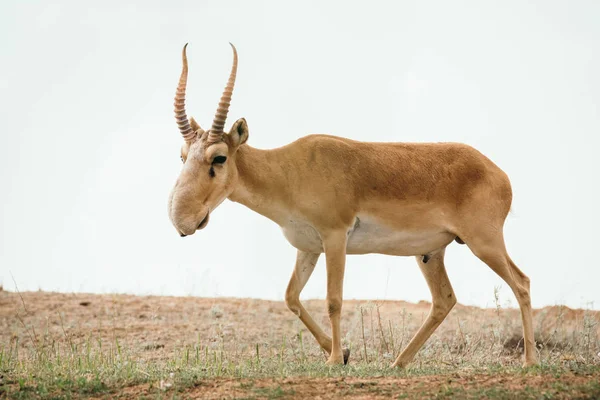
228,144,288,224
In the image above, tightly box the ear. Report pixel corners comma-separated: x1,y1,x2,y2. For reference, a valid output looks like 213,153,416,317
190,117,203,133
228,118,249,148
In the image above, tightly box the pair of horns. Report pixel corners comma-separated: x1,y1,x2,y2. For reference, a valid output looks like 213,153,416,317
174,43,238,143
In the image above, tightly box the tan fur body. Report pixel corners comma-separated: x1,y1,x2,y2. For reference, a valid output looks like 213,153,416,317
230,135,511,257
168,44,536,369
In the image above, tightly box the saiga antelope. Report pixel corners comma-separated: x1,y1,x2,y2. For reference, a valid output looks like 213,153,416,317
167,44,537,368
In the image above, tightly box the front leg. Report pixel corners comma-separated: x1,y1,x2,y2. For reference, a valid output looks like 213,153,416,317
285,251,334,354
322,231,348,365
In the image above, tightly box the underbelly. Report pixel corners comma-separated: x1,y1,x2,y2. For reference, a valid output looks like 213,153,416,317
280,216,455,256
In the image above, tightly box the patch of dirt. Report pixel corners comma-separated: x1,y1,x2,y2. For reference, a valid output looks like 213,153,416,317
3,291,600,398
116,373,600,399
2,291,599,363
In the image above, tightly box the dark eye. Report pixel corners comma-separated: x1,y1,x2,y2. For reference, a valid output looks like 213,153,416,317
212,155,227,165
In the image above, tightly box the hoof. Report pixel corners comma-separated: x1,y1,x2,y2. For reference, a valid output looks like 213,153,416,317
522,360,538,368
391,360,408,368
343,348,350,365
325,357,344,366
326,350,347,365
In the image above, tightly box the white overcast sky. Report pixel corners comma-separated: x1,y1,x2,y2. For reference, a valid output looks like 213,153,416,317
1,1,599,310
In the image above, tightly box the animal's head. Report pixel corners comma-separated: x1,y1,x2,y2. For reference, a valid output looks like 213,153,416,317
168,44,249,237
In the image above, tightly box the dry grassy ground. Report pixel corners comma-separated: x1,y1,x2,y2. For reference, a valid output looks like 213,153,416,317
1,290,599,399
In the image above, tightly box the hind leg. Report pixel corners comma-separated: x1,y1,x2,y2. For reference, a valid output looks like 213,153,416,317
392,249,456,368
465,232,537,366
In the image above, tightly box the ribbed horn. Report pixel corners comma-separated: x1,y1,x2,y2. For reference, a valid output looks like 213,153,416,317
208,43,238,144
174,43,197,142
